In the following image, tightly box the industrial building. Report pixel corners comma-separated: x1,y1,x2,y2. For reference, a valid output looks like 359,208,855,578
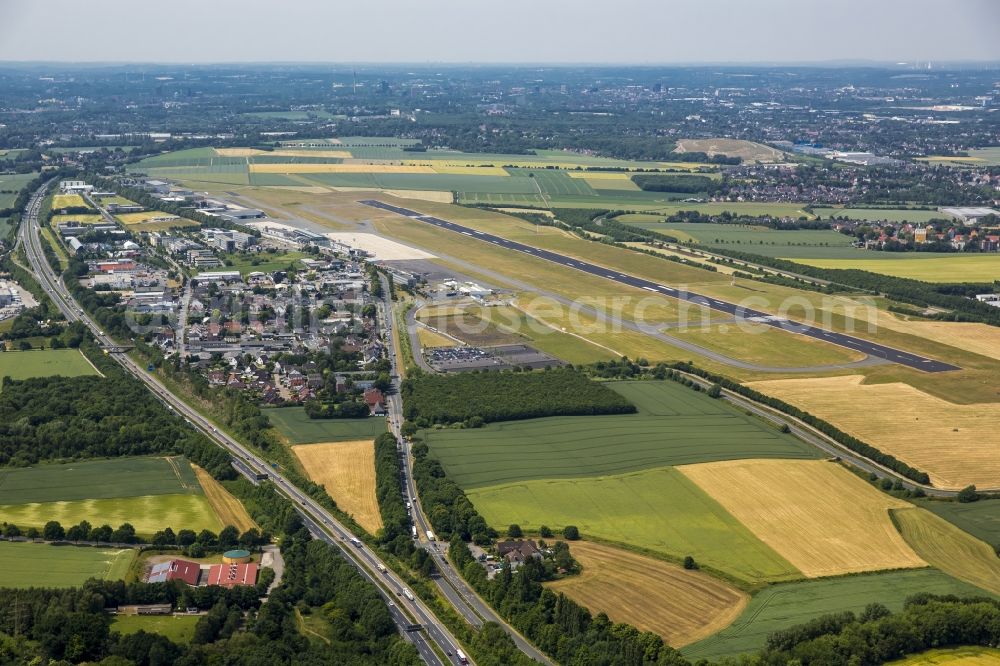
940,207,1000,225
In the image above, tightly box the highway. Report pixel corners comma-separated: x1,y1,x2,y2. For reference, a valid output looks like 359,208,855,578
17,185,468,666
360,199,960,373
376,277,553,664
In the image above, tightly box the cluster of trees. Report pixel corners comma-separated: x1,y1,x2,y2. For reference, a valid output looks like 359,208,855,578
631,174,721,194
401,367,636,427
0,370,234,479
0,302,66,341
303,398,370,419
150,525,270,557
757,595,1000,665
660,209,831,230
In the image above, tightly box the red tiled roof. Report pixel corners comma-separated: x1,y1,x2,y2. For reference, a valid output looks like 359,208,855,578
206,563,258,588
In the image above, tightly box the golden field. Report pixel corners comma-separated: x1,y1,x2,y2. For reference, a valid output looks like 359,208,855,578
887,647,1000,665
51,193,90,209
749,375,1000,490
679,459,925,578
192,465,258,533
893,507,1000,596
291,441,383,534
546,540,748,647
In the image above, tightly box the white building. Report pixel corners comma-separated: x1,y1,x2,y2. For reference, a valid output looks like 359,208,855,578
940,207,1000,225
59,180,93,194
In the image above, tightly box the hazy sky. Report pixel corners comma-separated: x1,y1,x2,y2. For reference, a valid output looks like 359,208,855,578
2,0,998,64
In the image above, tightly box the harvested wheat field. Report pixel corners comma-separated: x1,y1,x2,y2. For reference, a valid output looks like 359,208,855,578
679,459,925,578
191,465,258,533
250,163,435,174
876,316,1000,363
893,507,1000,596
749,375,1000,490
547,540,748,647
292,441,383,534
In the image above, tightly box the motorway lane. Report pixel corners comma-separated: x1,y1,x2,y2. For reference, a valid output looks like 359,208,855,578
17,186,462,666
377,278,553,665
360,199,959,373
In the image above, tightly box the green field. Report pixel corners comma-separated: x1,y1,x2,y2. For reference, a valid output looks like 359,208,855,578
267,407,386,444
0,541,135,587
0,349,100,386
624,220,863,259
467,465,800,583
0,456,201,504
683,569,992,660
111,614,199,643
812,207,949,224
207,250,309,276
0,172,39,209
424,381,818,488
788,255,1000,283
918,500,1000,546
0,455,224,537
0,494,223,537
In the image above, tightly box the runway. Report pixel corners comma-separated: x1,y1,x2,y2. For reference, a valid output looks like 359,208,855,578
360,199,960,373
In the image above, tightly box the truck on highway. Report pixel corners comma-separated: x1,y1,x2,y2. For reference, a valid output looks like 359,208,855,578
411,526,417,539
456,648,469,664
349,537,363,548
426,530,436,542
402,588,414,601
377,564,387,574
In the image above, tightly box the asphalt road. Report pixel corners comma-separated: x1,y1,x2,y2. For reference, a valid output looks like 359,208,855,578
18,185,466,666
360,199,960,373
377,277,553,665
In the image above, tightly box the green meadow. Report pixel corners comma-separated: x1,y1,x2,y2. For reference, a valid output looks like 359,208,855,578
0,349,100,386
267,407,386,444
0,541,135,587
423,381,818,489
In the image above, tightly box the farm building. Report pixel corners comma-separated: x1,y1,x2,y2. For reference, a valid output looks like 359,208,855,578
497,540,542,568
147,559,201,586
206,562,258,588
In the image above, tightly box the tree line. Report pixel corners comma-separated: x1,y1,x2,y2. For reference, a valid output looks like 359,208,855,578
631,173,722,194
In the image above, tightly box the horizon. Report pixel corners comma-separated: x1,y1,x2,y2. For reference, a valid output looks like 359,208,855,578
3,0,998,64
